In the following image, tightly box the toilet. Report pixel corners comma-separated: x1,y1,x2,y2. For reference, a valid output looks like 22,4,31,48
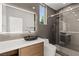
44,39,56,56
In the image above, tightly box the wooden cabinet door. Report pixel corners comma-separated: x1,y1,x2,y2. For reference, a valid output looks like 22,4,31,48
0,50,18,56
19,42,44,56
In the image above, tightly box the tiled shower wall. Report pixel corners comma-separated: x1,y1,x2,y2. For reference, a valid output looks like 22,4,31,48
59,4,79,51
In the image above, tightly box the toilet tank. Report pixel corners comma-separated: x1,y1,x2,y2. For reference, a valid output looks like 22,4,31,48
44,44,56,56
44,39,56,56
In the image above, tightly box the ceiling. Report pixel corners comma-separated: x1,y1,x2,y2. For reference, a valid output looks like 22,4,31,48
7,3,39,12
45,3,71,10
8,3,71,11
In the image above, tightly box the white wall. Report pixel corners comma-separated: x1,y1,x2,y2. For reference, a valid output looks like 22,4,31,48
0,3,2,32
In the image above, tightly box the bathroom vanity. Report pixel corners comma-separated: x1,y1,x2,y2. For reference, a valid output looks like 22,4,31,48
0,38,44,56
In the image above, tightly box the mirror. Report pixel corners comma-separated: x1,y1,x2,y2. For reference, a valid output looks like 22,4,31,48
1,3,37,33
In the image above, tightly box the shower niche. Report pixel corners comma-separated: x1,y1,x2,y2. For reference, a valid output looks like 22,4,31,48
59,32,71,47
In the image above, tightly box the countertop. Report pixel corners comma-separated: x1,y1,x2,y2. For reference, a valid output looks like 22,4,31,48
0,37,45,54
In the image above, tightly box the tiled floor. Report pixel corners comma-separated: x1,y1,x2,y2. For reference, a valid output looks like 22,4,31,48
55,53,61,56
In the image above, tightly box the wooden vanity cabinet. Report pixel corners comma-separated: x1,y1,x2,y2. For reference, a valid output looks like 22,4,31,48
0,50,18,56
0,42,44,56
19,42,44,56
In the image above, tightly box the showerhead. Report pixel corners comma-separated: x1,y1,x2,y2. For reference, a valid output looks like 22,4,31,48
50,15,54,17
47,15,56,18
48,14,59,19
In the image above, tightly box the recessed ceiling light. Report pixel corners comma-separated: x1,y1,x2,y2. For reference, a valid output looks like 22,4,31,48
32,7,36,10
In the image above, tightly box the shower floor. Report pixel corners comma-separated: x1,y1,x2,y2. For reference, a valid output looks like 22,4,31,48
56,45,79,56
55,53,62,56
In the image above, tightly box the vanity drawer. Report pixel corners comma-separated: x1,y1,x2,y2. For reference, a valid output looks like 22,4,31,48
0,50,18,56
19,42,44,56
